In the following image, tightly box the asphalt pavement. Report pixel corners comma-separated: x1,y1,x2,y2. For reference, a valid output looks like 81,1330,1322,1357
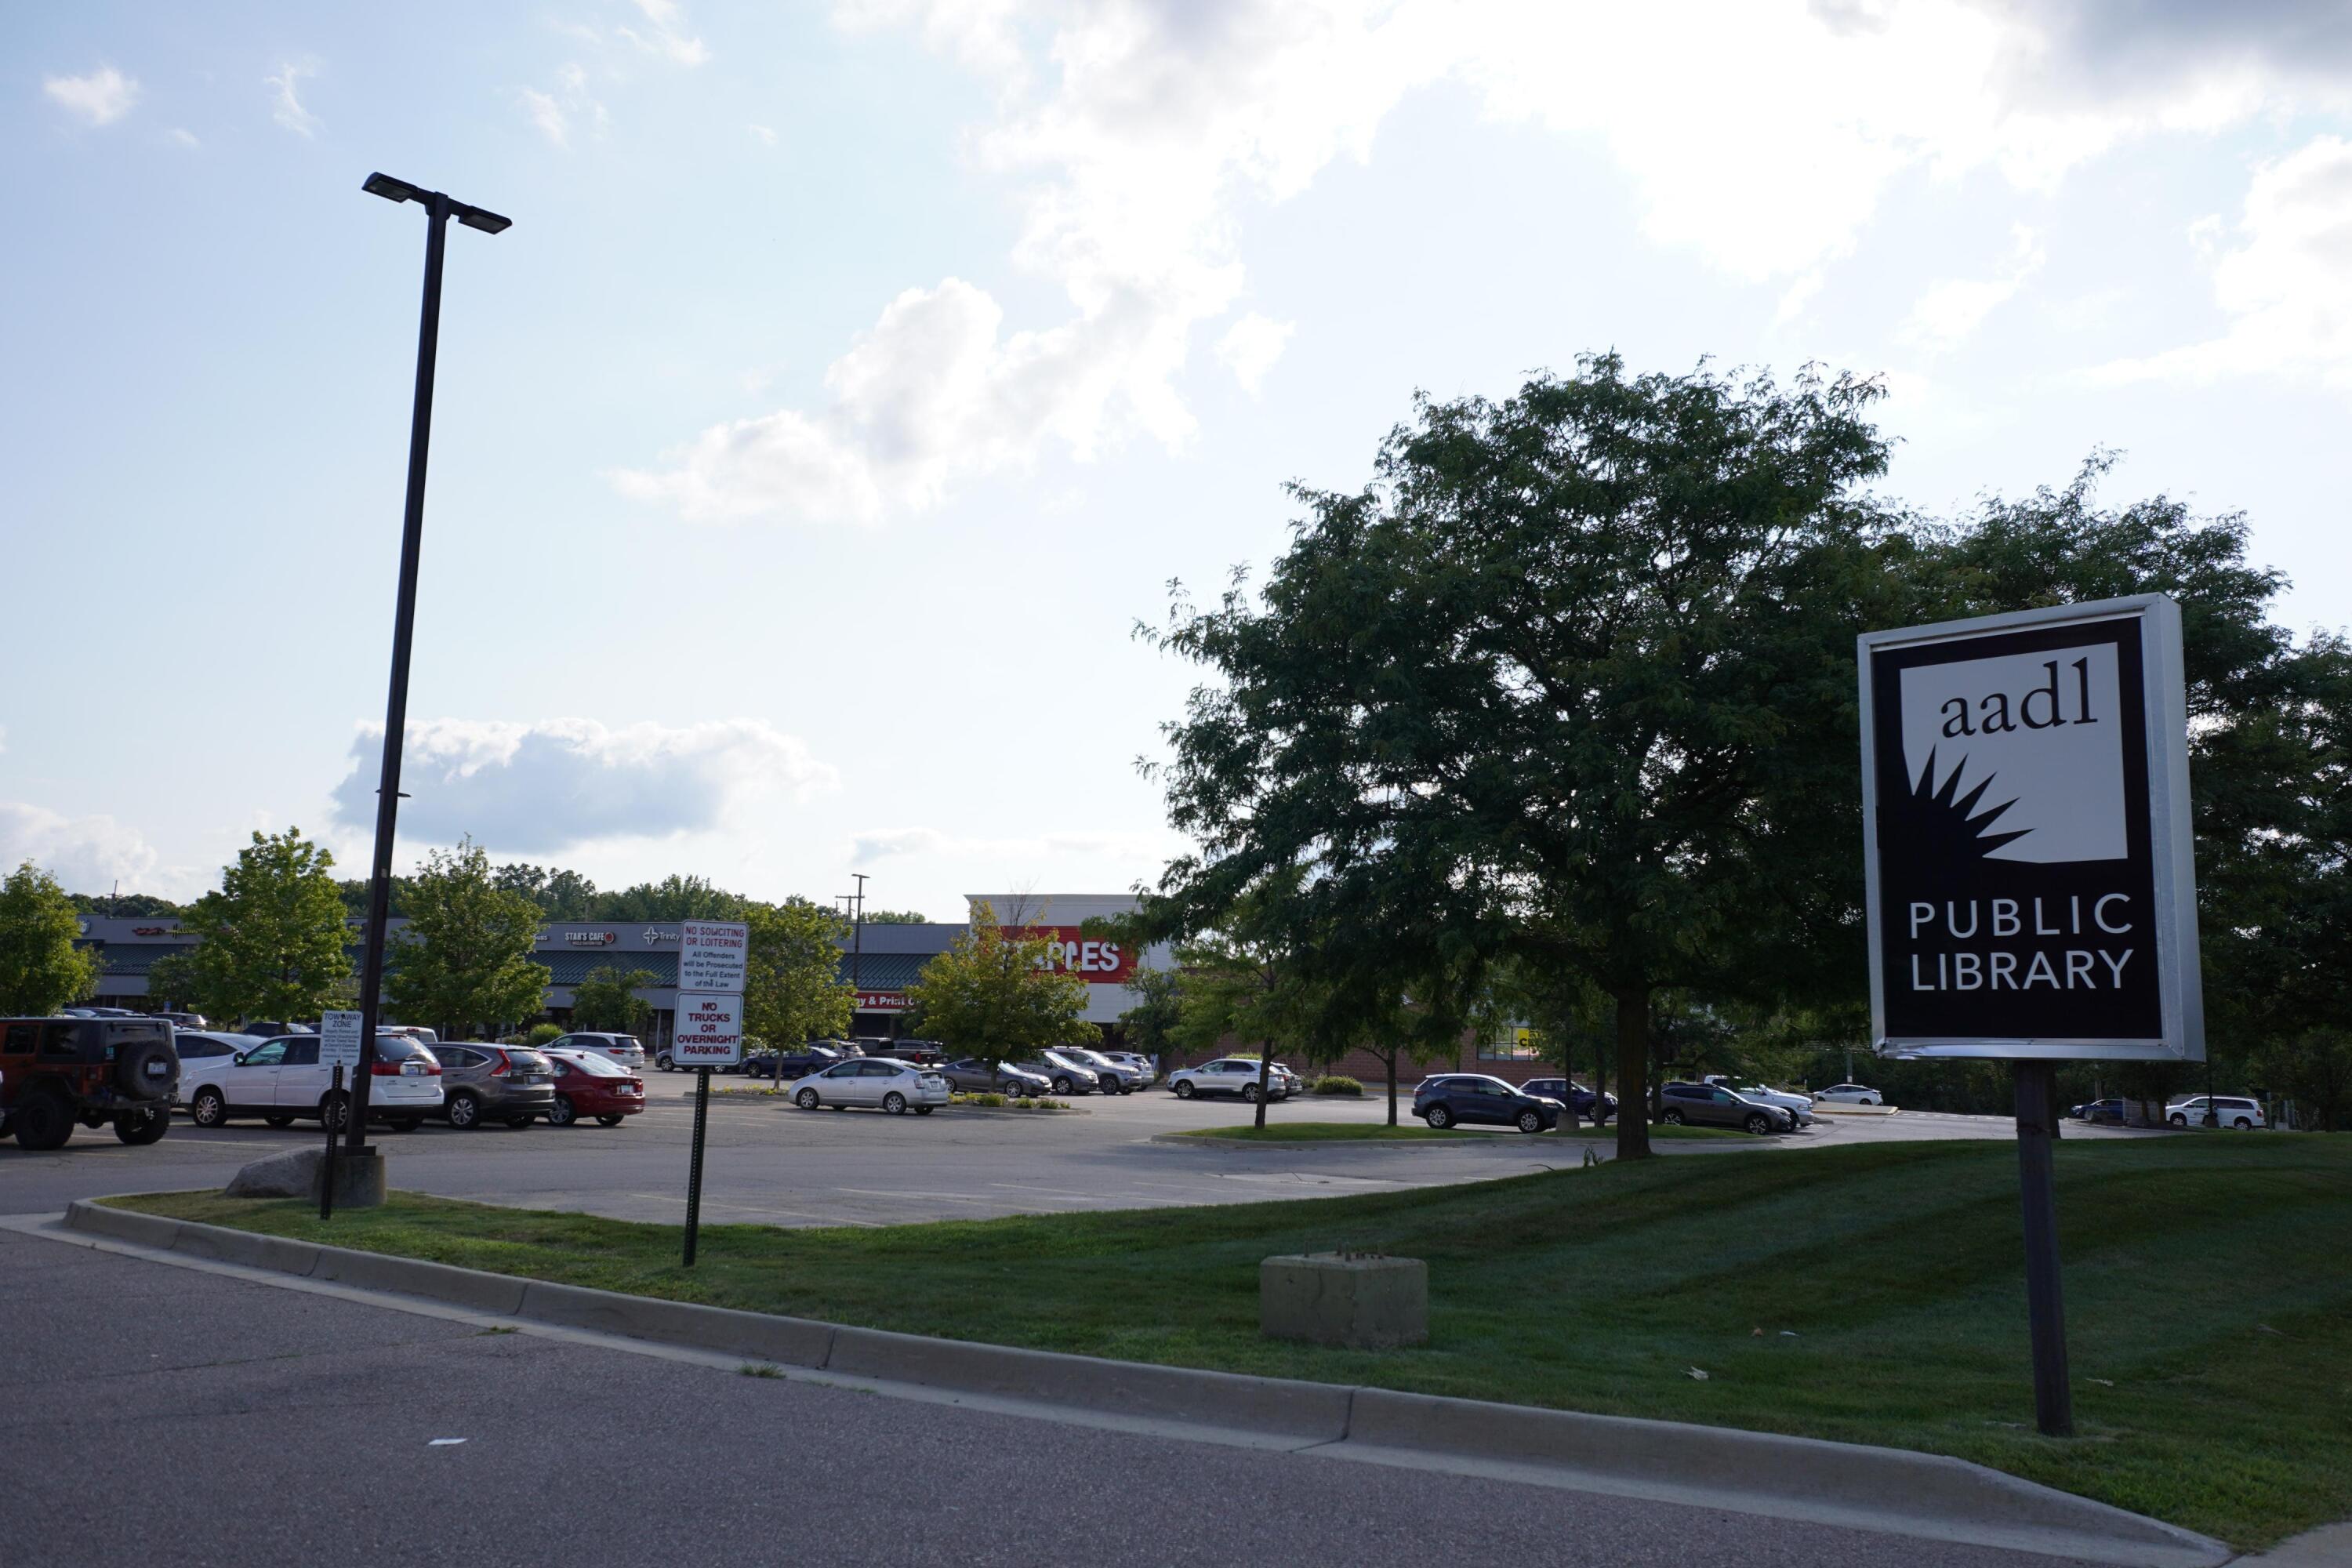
0,1225,2120,1568
0,1081,2165,1229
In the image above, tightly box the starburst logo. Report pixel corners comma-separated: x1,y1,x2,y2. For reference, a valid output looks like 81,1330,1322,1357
1904,747,2031,860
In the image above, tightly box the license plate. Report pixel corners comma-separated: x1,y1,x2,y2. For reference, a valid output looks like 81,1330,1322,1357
520,1075,545,1085
145,1062,168,1076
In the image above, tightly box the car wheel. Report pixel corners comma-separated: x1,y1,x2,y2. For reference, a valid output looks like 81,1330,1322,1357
1516,1109,1543,1134
447,1091,483,1130
1745,1112,1773,1135
1052,1076,1075,1095
1425,1105,1454,1130
12,1093,74,1151
189,1088,228,1129
547,1096,577,1127
1662,1109,1686,1125
596,1114,625,1127
319,1092,350,1133
116,1107,172,1145
1242,1083,1261,1103
2233,1117,2254,1130
2169,1112,2187,1127
914,1105,935,1116
656,1052,674,1072
1174,1081,1196,1100
884,1091,909,1115
795,1088,820,1110
264,1115,296,1128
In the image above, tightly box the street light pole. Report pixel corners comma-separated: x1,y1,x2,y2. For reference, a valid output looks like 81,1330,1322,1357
346,174,509,1154
849,873,868,1033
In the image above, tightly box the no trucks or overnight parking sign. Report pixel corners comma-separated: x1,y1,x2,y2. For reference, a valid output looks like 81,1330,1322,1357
1858,594,2203,1062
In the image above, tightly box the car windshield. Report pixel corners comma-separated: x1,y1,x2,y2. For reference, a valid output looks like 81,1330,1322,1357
608,1036,642,1051
559,1051,626,1076
506,1050,550,1072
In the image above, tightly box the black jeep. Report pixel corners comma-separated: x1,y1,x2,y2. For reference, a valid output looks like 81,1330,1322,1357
0,1016,180,1151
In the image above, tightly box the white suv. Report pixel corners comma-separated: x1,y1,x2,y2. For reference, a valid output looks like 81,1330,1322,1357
2166,1095,2265,1129
1168,1058,1291,1102
546,1032,648,1073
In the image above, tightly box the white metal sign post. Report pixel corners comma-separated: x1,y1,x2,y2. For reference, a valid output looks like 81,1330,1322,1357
1859,593,2203,1436
671,922,748,1266
320,1011,365,1071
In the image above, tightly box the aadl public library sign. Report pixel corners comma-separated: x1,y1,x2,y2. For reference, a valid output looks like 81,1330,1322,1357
1860,594,2203,1062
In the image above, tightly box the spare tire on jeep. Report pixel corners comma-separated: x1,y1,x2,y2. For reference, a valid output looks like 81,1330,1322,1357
114,1034,180,1102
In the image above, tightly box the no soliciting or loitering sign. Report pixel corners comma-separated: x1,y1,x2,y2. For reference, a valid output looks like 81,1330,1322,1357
1859,593,2204,1063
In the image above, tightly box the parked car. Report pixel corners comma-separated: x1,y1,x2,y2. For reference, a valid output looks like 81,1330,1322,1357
0,1015,178,1150
237,1021,299,1040
788,1057,949,1115
543,1031,647,1073
2165,1095,2266,1130
154,1011,209,1029
880,1038,949,1067
1098,1051,1157,1087
181,1033,444,1132
1036,1051,1111,1096
1660,1080,1795,1134
2070,1097,2128,1124
1412,1074,1562,1133
1521,1077,1617,1123
172,1029,263,1065
737,1044,845,1083
542,1049,645,1127
1703,1076,1816,1127
1061,1047,1143,1093
1812,1083,1883,1105
430,1044,557,1129
938,1058,1052,1096
1167,1058,1290,1102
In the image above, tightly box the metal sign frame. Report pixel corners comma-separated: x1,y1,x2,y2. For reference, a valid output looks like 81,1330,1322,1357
1858,593,2203,1062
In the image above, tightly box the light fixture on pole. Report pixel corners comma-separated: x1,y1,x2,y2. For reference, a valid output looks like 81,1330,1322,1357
345,173,510,1158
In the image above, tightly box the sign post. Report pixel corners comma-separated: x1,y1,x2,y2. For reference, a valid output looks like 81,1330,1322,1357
318,1012,364,1221
1860,594,2202,1437
671,924,747,1267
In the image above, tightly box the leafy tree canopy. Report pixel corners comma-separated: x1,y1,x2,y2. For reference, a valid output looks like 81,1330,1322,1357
742,898,855,1047
905,902,1094,1069
384,839,552,1040
180,829,354,1024
568,966,657,1034
0,862,103,1014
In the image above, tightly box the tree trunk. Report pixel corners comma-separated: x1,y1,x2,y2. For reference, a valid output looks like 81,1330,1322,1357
1254,1043,1273,1130
1614,986,1653,1160
1551,1030,1580,1135
1385,1050,1398,1127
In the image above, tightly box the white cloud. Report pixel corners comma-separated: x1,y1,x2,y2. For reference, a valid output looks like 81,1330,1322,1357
0,800,162,895
44,65,140,126
617,0,2339,525
267,60,321,138
328,718,837,854
1215,312,1295,395
617,0,710,65
521,88,572,147
1897,224,2047,354
747,122,778,147
165,127,199,149
521,63,611,148
2089,135,2352,390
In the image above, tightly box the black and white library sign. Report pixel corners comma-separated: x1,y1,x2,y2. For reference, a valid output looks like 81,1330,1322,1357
1860,594,2205,1064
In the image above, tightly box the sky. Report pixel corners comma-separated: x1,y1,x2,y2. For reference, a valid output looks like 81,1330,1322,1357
5,0,2350,920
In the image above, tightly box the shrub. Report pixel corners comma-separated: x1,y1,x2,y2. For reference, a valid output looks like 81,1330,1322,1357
525,1022,563,1047
1311,1075,1364,1096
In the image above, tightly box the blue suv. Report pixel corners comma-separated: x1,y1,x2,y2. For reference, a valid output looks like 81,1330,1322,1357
1412,1074,1564,1134
1522,1077,1615,1124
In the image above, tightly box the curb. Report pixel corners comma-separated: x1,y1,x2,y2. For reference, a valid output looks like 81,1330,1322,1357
61,1200,2228,1567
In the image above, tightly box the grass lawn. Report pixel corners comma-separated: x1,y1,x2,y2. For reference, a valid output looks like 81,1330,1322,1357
119,1136,2352,1549
1172,1120,1746,1142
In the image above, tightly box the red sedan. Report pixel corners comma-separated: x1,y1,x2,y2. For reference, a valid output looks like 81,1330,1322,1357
543,1049,645,1127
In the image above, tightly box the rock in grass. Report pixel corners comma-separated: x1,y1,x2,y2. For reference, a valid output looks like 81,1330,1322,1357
225,1148,325,1199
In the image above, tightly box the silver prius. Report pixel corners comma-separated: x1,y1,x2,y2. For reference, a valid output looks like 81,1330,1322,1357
790,1057,949,1116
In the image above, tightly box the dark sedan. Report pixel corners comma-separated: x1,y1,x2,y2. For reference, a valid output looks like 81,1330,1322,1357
2071,1097,2127,1124
1522,1077,1616,1124
1411,1074,1563,1134
938,1058,1052,1096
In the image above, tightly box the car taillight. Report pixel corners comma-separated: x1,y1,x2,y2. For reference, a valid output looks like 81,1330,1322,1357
491,1050,511,1077
371,1060,402,1076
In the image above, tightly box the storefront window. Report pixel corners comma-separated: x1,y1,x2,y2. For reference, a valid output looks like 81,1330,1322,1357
1477,1027,1544,1061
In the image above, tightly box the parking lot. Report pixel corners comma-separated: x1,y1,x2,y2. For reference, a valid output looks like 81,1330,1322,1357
0,1075,2168,1229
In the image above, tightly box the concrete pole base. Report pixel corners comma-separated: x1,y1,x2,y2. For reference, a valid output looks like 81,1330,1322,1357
323,1148,388,1209
1261,1252,1428,1348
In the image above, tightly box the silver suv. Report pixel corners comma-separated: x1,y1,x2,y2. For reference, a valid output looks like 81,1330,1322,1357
433,1044,557,1130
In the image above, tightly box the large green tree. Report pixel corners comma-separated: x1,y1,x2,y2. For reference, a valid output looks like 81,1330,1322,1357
181,829,354,1024
1145,357,1904,1157
742,898,855,1066
594,875,747,921
568,966,658,1033
384,839,552,1040
905,902,1094,1071
0,862,103,1014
